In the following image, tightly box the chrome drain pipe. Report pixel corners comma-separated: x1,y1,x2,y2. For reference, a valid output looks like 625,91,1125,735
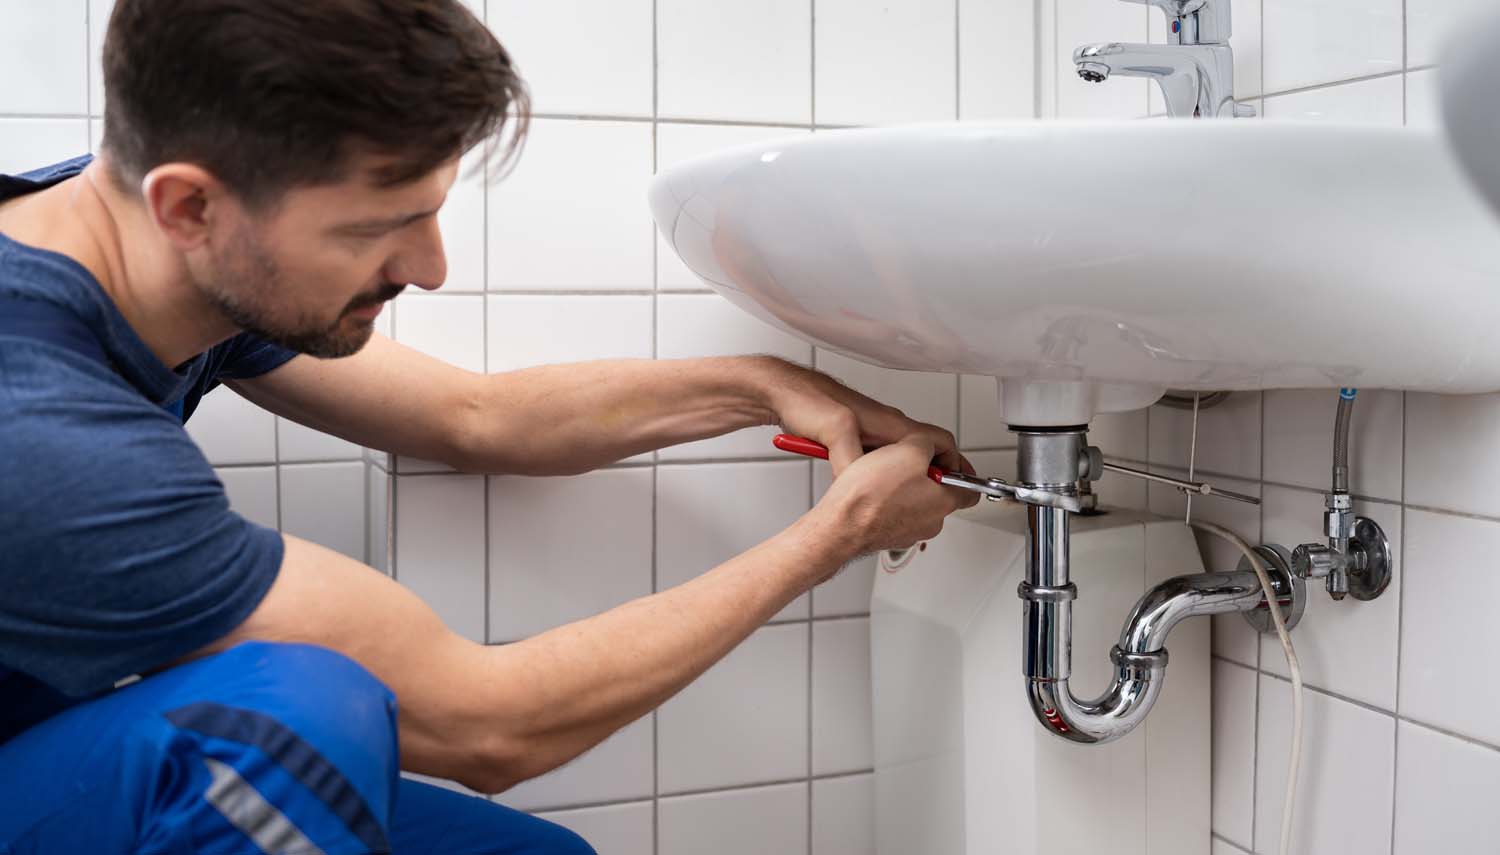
1016,429,1302,744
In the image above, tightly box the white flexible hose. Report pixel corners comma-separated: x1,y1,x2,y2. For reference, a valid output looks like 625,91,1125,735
1191,521,1303,855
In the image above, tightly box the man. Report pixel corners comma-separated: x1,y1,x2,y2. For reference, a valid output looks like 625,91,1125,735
0,1,977,852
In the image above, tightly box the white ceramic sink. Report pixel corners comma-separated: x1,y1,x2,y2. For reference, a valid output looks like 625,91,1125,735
649,120,1500,426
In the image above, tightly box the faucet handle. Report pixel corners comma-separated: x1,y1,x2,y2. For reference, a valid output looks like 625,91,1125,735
1120,0,1232,45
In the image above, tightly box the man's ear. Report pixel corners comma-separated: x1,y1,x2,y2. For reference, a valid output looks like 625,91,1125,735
139,163,233,251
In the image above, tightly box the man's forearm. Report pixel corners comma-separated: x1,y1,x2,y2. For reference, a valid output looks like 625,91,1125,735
451,356,788,475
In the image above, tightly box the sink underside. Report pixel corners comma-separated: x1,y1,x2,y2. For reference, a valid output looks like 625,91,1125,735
649,120,1500,422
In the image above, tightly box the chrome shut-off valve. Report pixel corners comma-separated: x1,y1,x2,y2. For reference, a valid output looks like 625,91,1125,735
1289,494,1393,602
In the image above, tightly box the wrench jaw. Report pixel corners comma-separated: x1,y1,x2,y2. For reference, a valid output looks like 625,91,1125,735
936,472,1085,514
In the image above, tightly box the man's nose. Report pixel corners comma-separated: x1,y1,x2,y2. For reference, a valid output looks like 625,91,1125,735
384,217,447,292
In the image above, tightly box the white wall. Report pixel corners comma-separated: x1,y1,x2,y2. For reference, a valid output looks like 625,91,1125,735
1038,2,1500,854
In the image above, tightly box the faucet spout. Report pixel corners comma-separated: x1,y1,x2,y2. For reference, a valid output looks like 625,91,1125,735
1073,41,1236,117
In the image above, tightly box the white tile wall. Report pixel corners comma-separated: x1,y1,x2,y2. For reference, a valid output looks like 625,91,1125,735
24,2,1500,853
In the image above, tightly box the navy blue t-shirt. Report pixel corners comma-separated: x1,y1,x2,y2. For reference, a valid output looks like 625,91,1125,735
0,155,300,743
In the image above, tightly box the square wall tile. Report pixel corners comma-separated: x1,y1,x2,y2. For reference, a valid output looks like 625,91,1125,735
1405,392,1500,518
1262,389,1402,501
279,462,366,562
1259,487,1401,708
0,119,90,175
1148,392,1261,481
487,295,653,372
1261,74,1405,124
812,774,875,855
1407,0,1491,68
435,151,486,292
535,801,653,855
1255,675,1396,855
1393,721,1500,853
487,120,653,291
813,617,872,776
958,0,1036,119
496,715,653,812
186,387,277,465
488,468,653,642
812,462,875,617
393,474,487,643
487,0,652,117
89,0,112,115
656,293,813,461
816,350,958,436
277,418,361,463
1090,407,1148,462
1263,0,1402,92
657,0,811,125
216,466,279,531
0,2,88,115
1054,0,1150,118
367,463,390,573
656,461,812,622
657,625,809,793
393,294,486,374
659,782,808,855
1401,510,1500,747
1211,660,1256,849
815,0,956,126
655,124,811,290
959,375,1010,450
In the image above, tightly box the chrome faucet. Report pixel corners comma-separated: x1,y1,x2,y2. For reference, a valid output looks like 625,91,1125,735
1073,0,1253,118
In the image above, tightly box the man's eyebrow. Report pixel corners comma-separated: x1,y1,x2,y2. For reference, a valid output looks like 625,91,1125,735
328,207,442,233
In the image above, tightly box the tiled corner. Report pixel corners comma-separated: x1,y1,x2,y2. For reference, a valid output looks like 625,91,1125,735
812,617,873,776
957,0,1037,120
1210,659,1256,850
1261,73,1406,124
486,0,653,118
186,387,277,465
488,468,654,642
815,350,958,437
1254,675,1396,855
1400,510,1500,748
535,800,654,855
1392,720,1500,853
216,465,279,531
656,0,811,125
279,462,367,562
657,624,809,793
654,124,811,290
656,461,812,622
811,462,876,617
1404,392,1500,519
0,2,88,115
392,474,487,643
496,714,654,812
658,781,809,855
811,774,875,855
392,293,486,374
486,294,653,373
1258,486,1402,709
1263,0,1402,92
813,0,956,126
1261,389,1402,501
367,463,390,574
486,119,654,291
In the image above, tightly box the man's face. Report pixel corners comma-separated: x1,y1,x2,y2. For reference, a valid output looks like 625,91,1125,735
198,155,460,358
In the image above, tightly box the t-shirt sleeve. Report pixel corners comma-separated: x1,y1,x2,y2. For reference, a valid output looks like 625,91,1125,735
216,332,300,381
0,347,283,696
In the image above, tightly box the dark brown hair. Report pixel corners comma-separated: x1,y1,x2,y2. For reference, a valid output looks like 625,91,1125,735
100,0,529,209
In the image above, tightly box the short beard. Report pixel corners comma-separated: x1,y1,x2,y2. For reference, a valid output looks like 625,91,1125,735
205,223,375,359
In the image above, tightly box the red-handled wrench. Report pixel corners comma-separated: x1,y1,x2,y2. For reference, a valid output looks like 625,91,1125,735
771,434,947,485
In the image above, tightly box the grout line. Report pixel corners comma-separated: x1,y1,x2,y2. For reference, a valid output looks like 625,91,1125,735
1212,831,1253,854
1391,390,1408,848
1259,67,1417,103
273,420,284,532
482,0,493,654
530,768,875,817
650,0,662,846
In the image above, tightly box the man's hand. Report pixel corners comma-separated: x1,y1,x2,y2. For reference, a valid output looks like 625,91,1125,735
752,356,977,479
